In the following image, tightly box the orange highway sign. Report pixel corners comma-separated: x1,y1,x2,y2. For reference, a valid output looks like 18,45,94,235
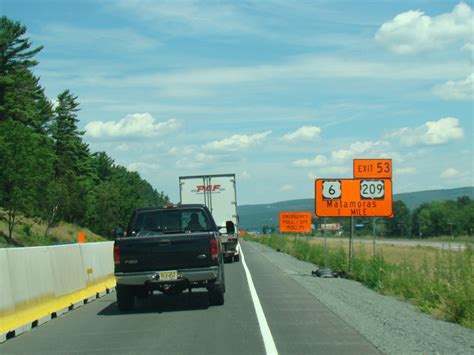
353,159,392,179
279,212,312,233
315,179,393,217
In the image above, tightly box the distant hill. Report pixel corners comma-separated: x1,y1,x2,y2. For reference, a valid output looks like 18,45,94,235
394,187,474,210
238,186,474,230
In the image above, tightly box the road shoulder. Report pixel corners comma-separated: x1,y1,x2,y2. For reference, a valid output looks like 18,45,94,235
243,240,474,354
241,240,380,354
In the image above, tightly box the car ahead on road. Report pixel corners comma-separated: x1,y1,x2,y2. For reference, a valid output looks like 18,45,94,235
114,204,233,311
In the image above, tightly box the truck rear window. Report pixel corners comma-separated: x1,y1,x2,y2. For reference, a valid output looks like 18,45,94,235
130,209,211,236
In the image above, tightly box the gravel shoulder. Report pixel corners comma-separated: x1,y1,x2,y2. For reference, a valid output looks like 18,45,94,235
245,240,474,354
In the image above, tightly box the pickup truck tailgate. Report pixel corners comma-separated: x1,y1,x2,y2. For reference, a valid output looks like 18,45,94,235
115,232,214,272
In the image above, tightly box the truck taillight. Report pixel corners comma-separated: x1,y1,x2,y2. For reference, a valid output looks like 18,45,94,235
114,244,120,265
210,239,218,260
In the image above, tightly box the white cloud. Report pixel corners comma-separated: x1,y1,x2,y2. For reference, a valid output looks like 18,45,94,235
379,151,405,163
387,117,464,146
404,149,430,160
112,0,259,36
115,143,130,152
375,2,474,54
440,168,460,178
297,141,389,178
85,113,180,139
282,126,321,141
168,146,197,156
461,42,474,55
307,166,350,179
159,87,215,98
323,166,351,175
279,184,295,192
128,162,160,172
331,149,352,161
37,24,160,52
168,146,218,170
175,153,216,170
351,141,383,153
69,54,471,94
332,141,388,161
396,167,417,175
432,73,474,101
204,131,271,152
240,171,251,180
293,154,327,168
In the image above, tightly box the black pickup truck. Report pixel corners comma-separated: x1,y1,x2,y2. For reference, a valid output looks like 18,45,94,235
114,204,231,311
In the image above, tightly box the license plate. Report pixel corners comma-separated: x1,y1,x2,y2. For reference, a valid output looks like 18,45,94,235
159,270,178,281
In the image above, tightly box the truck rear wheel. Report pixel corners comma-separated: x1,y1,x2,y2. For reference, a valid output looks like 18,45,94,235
208,285,224,306
233,254,240,262
116,285,135,311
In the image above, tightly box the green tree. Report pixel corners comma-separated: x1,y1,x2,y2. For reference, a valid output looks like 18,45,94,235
91,151,115,181
0,17,171,244
411,199,473,238
0,16,44,124
462,201,474,236
50,90,83,177
384,200,411,237
2,67,53,132
86,155,170,238
48,90,96,225
457,196,471,207
412,202,430,238
426,201,452,236
455,197,474,236
0,120,53,241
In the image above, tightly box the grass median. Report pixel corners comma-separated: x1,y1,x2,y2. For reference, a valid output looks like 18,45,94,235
243,234,473,329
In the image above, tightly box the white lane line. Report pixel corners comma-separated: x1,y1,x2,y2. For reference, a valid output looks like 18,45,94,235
240,247,279,355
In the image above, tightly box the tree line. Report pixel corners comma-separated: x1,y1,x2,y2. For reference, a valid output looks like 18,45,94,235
0,17,169,243
386,197,474,238
334,197,473,238
262,197,474,238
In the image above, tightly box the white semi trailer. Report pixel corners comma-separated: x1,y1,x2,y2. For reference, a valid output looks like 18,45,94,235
179,174,240,262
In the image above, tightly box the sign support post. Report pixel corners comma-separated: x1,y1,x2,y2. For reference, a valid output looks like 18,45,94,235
372,217,377,257
349,217,353,272
314,158,393,277
323,217,328,269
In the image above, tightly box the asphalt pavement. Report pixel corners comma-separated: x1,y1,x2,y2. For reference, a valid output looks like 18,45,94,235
2,240,379,354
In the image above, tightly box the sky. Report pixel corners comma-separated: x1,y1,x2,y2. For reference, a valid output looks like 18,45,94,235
2,0,473,205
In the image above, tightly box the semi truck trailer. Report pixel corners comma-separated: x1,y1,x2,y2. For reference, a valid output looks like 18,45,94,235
179,174,240,262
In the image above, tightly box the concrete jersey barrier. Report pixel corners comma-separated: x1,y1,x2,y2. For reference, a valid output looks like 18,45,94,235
0,242,115,343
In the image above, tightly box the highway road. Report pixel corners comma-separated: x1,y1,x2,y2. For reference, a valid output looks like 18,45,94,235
2,240,379,354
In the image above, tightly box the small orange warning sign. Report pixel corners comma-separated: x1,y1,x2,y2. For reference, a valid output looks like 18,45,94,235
77,231,86,243
353,159,392,179
279,212,312,233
